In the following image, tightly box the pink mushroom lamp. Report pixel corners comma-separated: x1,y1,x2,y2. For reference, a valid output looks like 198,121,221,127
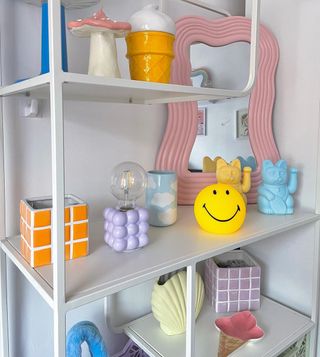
68,9,131,77
215,311,264,356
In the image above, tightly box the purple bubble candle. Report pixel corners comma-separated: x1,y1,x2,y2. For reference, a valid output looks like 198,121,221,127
104,207,149,252
104,162,150,252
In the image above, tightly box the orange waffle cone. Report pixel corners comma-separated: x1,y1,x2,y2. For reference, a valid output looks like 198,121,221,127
218,332,246,357
126,31,175,83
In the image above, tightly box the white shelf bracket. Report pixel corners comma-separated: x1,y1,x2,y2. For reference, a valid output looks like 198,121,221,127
20,97,40,118
186,264,196,357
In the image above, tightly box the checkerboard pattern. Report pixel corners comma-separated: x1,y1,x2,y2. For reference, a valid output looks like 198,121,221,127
204,251,261,313
20,195,89,268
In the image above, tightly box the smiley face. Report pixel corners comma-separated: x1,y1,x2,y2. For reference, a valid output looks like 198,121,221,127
194,183,246,234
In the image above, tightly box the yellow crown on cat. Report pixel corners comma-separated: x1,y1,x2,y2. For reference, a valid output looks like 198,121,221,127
216,158,252,204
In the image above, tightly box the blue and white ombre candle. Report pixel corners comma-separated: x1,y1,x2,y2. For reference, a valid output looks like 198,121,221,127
146,171,177,226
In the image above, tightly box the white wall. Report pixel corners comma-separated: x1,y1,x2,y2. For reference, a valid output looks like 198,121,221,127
2,0,320,356
245,0,320,316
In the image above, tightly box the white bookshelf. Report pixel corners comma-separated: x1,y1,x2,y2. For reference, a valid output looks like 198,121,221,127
0,0,319,356
124,297,314,357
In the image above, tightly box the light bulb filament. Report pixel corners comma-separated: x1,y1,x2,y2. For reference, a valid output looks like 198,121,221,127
120,170,135,209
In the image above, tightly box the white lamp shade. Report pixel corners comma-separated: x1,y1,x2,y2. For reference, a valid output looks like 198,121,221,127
21,0,100,9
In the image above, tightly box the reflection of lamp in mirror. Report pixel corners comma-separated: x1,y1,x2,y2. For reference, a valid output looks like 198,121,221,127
191,68,213,88
191,68,217,104
104,162,150,253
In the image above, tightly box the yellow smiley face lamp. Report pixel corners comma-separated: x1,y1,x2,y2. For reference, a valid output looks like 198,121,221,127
194,183,246,234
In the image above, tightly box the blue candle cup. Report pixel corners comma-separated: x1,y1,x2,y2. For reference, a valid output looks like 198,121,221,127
146,171,177,227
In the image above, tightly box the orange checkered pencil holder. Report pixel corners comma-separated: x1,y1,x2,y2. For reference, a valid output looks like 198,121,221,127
20,195,89,267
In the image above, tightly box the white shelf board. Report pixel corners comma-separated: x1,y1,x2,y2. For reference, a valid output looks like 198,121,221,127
0,74,50,98
1,206,319,311
124,297,314,357
0,73,248,104
0,238,53,307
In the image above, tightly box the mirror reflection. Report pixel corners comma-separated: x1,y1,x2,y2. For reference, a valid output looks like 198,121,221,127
189,42,255,172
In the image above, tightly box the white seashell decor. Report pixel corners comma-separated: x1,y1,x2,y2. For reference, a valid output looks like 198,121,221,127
151,271,205,336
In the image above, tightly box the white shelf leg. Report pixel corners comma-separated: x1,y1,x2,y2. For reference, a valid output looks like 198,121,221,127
48,0,66,357
0,22,8,355
310,221,320,356
312,104,320,355
0,250,9,357
186,264,196,357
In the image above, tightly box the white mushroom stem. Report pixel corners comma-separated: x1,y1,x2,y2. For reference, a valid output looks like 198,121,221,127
88,31,121,78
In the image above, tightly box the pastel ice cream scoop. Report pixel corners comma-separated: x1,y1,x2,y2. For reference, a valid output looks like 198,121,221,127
126,5,176,83
129,4,176,34
215,311,264,356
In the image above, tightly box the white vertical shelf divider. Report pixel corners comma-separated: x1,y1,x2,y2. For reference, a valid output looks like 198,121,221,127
244,0,260,94
310,103,320,356
310,221,320,356
0,9,9,356
186,264,196,357
47,0,66,357
0,250,8,357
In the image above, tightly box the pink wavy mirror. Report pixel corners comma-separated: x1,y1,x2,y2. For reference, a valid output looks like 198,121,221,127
155,16,280,205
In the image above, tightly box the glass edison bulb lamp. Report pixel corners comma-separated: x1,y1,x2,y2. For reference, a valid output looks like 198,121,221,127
110,162,147,211
104,162,149,252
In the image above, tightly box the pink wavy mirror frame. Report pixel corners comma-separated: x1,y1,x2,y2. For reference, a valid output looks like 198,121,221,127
155,16,280,205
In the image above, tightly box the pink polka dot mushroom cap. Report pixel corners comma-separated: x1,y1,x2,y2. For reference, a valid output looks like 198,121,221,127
68,9,131,77
68,9,131,37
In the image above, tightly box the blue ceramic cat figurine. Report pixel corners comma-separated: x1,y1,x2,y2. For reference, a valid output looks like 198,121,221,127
258,160,298,215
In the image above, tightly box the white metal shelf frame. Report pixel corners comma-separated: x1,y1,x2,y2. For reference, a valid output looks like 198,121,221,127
0,1,261,357
48,0,67,355
0,5,9,356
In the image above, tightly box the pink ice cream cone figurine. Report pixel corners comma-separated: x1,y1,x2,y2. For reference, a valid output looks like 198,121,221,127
215,311,264,356
68,9,131,77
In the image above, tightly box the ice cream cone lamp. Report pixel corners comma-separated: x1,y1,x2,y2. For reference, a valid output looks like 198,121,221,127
68,10,131,77
103,162,150,252
126,5,176,83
